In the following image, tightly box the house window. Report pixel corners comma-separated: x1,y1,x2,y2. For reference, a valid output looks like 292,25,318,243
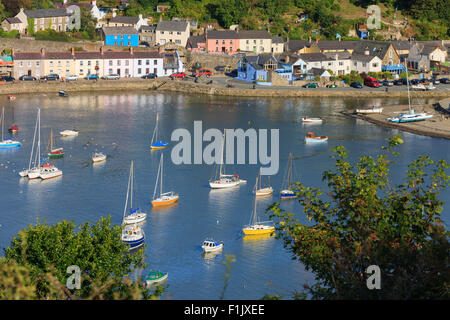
138,60,142,65
177,32,181,35
125,69,129,75
109,60,113,66
58,61,62,66
216,47,218,52
88,61,91,66
36,61,40,67
80,61,83,66
372,63,378,67
138,68,141,74
27,61,31,67
169,31,173,35
146,60,149,65
230,39,233,44
222,40,225,44
216,40,219,45
339,62,343,66
161,31,164,34
117,60,121,66
66,61,70,66
109,68,113,74
230,47,233,52
154,68,157,74
80,69,83,74
125,60,129,66
175,40,181,44
153,60,157,65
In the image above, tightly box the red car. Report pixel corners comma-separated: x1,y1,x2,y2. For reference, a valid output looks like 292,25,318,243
364,76,382,87
170,72,186,79
192,69,212,77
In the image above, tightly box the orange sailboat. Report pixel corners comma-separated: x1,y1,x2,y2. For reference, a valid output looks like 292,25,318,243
151,153,179,207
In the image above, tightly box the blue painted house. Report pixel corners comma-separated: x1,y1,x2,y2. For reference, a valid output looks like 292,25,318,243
102,26,139,47
237,54,292,85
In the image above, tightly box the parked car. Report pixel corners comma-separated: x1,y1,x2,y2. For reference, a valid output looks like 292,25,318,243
215,65,225,72
141,41,150,47
364,76,381,87
326,84,338,88
439,78,449,84
102,74,120,80
170,72,186,79
410,79,420,85
0,76,15,82
142,73,157,79
85,74,99,80
393,79,403,85
45,74,60,81
192,69,212,77
19,75,36,81
303,82,318,88
231,53,245,58
66,75,78,81
350,82,363,89
382,80,393,86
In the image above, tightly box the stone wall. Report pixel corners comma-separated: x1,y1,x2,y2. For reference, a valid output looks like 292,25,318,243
185,52,240,73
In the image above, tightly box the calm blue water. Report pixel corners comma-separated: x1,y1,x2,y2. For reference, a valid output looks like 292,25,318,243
0,92,449,299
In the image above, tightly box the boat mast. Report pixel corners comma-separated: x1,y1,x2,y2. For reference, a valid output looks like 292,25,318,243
219,131,225,178
27,109,39,170
37,109,40,168
405,59,411,111
130,161,134,210
123,161,132,218
153,154,162,200
151,113,158,145
160,153,163,197
287,152,292,187
252,176,258,225
1,108,4,141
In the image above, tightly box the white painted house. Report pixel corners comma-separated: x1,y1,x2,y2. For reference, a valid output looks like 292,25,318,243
133,51,164,77
351,53,382,73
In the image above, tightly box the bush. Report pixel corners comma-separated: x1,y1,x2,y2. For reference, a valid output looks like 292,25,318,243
34,29,70,42
0,28,19,39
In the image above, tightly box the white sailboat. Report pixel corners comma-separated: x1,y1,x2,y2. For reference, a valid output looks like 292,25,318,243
122,161,147,225
150,113,168,149
209,130,246,189
27,109,43,179
254,169,273,196
280,152,298,200
388,60,433,123
92,152,107,163
19,109,39,177
243,176,275,236
152,153,179,206
0,107,21,149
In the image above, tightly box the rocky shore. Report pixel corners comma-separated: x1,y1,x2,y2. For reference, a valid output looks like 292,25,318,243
1,78,450,98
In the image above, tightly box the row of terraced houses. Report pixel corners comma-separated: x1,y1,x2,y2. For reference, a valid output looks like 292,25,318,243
11,47,184,79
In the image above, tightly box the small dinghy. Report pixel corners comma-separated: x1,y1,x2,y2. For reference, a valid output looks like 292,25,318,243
92,152,106,163
142,271,168,286
8,124,19,133
305,132,328,143
7,95,16,100
201,239,223,253
58,91,68,97
60,129,79,137
301,117,323,123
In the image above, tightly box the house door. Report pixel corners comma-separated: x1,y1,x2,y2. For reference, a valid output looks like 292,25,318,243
146,68,149,74
222,47,225,53
117,69,121,75
28,70,31,76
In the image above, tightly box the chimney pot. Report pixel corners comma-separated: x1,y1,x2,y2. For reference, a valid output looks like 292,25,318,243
100,46,104,54
130,47,134,55
71,47,74,55
40,48,45,56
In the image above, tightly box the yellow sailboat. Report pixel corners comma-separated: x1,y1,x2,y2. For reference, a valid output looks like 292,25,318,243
242,176,275,236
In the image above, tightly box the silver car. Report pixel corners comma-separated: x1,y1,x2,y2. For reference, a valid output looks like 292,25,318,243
104,74,120,80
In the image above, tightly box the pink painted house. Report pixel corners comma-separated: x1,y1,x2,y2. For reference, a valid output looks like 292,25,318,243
206,30,240,54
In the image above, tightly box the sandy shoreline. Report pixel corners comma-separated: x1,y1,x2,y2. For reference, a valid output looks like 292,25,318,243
1,78,450,98
342,102,450,140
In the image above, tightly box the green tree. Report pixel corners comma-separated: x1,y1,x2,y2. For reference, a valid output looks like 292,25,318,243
268,136,450,299
4,216,153,299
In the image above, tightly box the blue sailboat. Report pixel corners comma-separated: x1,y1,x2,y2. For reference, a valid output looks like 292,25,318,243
0,107,21,149
150,113,168,149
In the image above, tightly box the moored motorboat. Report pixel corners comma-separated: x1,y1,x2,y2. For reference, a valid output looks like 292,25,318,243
7,95,16,100
305,132,328,143
92,152,106,162
301,117,323,123
60,129,79,137
387,109,433,123
201,239,223,253
58,90,68,97
121,224,145,251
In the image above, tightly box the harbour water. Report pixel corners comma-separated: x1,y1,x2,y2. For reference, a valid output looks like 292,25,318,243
0,92,449,299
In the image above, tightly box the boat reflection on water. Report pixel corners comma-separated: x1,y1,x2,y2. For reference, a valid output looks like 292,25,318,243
151,201,179,212
242,233,275,242
202,250,222,261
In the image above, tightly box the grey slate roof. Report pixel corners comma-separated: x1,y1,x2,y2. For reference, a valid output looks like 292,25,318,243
186,35,206,48
313,40,359,51
102,26,139,35
243,54,278,70
238,30,271,39
206,30,238,39
24,8,71,18
109,15,140,25
298,52,328,62
5,17,22,24
324,51,352,60
272,36,284,44
156,20,189,32
353,41,394,60
351,53,378,62
286,40,310,52
390,41,413,51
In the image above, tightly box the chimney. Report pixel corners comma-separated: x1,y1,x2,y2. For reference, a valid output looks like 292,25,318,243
92,0,96,6
40,48,45,56
315,38,319,43
130,47,134,55
364,47,369,55
100,46,104,55
71,47,74,55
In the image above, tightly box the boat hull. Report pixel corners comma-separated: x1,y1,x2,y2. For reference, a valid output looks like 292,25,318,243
40,172,62,180
152,195,179,206
305,137,328,143
0,140,21,148
151,142,168,149
209,180,240,189
122,237,145,250
255,187,273,196
202,244,223,252
242,226,275,235
302,117,323,123
48,152,64,158
280,190,298,200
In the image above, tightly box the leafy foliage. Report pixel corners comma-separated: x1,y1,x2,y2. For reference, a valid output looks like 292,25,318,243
268,136,450,299
3,216,157,299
